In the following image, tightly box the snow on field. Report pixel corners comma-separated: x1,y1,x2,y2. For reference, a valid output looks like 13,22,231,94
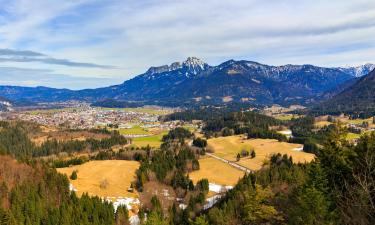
204,195,222,210
109,197,140,211
209,183,233,193
68,183,141,224
69,184,77,192
293,146,304,151
279,130,292,135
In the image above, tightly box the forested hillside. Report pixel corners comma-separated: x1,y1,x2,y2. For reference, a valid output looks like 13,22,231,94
313,69,375,117
0,122,129,225
197,126,375,225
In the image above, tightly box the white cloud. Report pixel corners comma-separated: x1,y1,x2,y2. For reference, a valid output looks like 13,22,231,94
0,0,374,88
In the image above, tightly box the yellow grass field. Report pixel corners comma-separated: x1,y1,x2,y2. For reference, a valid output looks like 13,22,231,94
274,114,301,121
314,121,333,128
189,157,245,186
207,135,315,170
57,160,140,198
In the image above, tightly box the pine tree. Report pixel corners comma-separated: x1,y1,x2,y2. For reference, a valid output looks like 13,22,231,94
70,171,78,180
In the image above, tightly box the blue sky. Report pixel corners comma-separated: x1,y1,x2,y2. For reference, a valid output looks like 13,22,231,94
0,0,374,89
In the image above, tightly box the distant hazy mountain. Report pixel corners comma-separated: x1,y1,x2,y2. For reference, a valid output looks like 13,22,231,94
315,68,375,115
0,86,76,102
0,57,373,107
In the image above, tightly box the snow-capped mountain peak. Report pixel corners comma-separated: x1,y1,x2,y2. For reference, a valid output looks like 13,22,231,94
338,63,375,77
182,57,206,68
144,57,210,77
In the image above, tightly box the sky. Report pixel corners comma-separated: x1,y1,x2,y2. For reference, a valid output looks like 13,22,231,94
0,0,374,89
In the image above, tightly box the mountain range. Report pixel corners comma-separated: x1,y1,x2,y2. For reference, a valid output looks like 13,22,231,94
314,68,375,116
0,57,374,107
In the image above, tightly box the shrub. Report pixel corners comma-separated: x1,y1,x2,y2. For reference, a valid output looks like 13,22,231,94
100,179,109,189
250,150,256,158
193,138,207,148
70,170,78,180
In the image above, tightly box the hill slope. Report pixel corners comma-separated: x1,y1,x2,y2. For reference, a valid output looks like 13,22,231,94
315,68,375,115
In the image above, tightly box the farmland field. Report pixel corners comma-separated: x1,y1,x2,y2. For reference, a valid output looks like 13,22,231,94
131,131,167,148
274,114,301,121
315,121,333,128
57,160,139,198
118,125,150,135
189,157,245,186
207,135,315,170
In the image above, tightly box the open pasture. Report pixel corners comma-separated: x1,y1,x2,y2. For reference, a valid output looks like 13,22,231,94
57,160,139,198
131,131,167,148
189,157,245,186
118,125,150,135
207,135,315,170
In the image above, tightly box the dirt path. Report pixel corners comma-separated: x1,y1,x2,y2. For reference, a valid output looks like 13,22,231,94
206,153,254,174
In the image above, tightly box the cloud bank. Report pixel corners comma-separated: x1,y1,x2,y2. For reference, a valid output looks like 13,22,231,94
0,0,374,88
0,49,114,68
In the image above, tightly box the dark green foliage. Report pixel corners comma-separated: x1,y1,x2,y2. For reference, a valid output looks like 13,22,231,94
0,121,128,159
136,127,201,191
203,111,282,135
162,108,233,122
52,156,88,168
36,130,127,157
0,122,36,159
192,138,207,148
150,196,163,217
171,171,191,189
195,179,209,193
162,127,193,143
302,140,319,154
250,150,256,158
70,170,77,180
290,116,315,138
318,131,375,224
289,117,338,155
1,166,115,225
313,68,375,116
204,174,282,225
247,128,287,141
0,122,118,225
236,153,241,161
221,127,234,136
115,205,129,225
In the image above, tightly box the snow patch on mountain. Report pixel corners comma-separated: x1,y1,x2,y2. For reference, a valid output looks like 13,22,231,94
0,100,13,111
338,63,375,77
144,57,211,78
